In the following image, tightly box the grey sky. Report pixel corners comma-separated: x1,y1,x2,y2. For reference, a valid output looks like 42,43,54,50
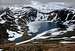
0,0,75,4
0,0,75,7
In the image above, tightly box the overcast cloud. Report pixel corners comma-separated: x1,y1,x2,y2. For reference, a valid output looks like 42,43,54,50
0,0,75,4
0,0,75,8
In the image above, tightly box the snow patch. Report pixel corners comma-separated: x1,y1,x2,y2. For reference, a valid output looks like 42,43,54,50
7,30,23,41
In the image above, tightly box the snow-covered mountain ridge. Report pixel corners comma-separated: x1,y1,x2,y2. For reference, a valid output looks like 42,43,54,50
0,2,75,44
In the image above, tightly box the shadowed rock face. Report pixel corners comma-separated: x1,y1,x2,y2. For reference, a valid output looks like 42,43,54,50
0,8,15,43
48,9,75,21
0,24,8,43
46,8,75,30
0,7,37,42
0,8,24,42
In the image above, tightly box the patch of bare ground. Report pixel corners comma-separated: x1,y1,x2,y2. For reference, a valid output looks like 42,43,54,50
0,42,75,51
